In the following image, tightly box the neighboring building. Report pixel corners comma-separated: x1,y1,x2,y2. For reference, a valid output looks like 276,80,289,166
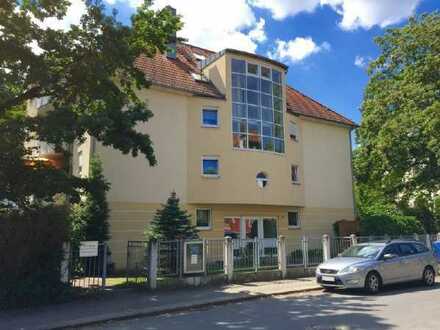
31,42,358,270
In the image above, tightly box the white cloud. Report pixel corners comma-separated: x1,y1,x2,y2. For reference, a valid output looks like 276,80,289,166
249,0,320,20
251,0,421,30
108,0,267,53
33,0,87,31
248,18,267,43
321,0,421,30
268,37,330,64
354,55,372,69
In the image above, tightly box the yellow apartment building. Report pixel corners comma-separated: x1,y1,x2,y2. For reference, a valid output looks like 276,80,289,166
49,42,357,270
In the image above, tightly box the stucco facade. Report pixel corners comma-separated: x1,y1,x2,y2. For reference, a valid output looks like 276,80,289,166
69,46,356,270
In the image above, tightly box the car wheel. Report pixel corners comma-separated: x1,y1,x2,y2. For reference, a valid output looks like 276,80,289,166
365,272,381,294
423,267,435,287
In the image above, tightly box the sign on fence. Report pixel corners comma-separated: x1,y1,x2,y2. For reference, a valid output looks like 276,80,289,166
184,241,205,274
79,241,99,257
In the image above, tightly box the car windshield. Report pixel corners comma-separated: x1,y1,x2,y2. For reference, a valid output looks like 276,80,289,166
340,245,383,259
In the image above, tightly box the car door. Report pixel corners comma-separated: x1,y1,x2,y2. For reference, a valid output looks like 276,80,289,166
397,243,419,281
378,244,402,284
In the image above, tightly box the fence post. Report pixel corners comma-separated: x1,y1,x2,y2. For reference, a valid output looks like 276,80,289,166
437,233,440,242
322,235,331,261
426,234,432,250
254,237,258,272
148,239,158,290
302,236,309,268
60,242,70,284
414,233,419,241
224,237,234,282
350,234,358,246
277,236,287,278
102,243,108,287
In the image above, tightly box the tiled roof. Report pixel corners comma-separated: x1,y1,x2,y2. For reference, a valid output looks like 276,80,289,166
134,43,224,99
135,43,357,127
286,86,357,127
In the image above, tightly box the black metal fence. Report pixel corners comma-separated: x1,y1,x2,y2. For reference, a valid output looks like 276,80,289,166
69,242,107,288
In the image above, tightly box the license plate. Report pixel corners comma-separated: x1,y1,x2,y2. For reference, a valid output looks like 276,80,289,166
322,276,335,282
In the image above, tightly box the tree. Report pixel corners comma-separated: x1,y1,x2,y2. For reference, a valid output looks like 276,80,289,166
0,0,182,208
70,156,110,243
354,13,440,231
147,192,198,240
360,203,423,236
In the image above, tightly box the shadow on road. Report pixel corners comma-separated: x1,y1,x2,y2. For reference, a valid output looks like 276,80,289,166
94,291,394,330
331,280,439,297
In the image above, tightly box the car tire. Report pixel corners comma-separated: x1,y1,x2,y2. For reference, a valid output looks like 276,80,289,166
423,266,435,287
365,271,381,294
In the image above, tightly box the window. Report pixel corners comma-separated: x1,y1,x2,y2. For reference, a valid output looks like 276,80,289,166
412,243,429,254
196,209,211,229
256,172,268,188
288,121,298,141
291,165,299,183
202,157,219,177
381,244,399,258
202,108,218,127
288,211,300,228
398,243,417,256
231,58,284,154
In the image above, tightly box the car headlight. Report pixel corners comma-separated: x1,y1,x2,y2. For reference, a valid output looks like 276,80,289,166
339,265,360,274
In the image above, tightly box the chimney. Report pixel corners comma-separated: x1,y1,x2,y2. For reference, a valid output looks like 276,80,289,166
165,6,177,59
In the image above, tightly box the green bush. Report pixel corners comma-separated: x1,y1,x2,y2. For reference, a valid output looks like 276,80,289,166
360,204,424,236
0,206,70,309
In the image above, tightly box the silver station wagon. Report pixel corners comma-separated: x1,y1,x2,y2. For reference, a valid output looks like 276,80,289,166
316,240,438,293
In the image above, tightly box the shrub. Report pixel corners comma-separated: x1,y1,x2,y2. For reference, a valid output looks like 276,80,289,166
146,192,198,240
70,156,110,244
360,204,424,236
0,206,69,309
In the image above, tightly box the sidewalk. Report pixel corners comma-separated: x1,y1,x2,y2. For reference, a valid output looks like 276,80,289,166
0,277,320,330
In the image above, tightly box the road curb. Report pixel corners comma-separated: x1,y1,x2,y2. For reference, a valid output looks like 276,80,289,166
53,286,322,329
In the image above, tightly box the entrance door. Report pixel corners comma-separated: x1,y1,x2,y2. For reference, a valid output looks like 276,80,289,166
239,217,277,256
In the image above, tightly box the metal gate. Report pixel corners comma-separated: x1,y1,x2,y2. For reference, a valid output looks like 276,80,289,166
69,242,107,288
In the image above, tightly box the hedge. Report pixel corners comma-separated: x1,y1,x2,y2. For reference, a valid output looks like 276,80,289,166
0,206,69,309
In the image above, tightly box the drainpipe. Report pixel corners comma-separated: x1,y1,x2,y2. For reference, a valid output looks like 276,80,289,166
349,128,357,219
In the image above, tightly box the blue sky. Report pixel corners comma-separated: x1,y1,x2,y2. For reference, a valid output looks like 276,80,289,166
102,0,439,125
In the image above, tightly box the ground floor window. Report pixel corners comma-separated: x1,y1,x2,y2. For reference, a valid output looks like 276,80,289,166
224,216,277,239
288,211,300,228
196,208,211,229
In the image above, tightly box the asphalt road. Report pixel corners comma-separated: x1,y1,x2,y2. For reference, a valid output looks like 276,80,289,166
81,282,440,330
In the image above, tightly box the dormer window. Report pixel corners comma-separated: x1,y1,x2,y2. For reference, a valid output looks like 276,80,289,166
231,58,284,153
194,53,206,62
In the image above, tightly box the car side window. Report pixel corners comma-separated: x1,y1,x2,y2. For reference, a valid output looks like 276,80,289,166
398,243,416,256
412,243,428,254
381,244,399,258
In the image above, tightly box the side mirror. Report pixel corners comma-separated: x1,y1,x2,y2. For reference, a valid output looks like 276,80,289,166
383,253,398,261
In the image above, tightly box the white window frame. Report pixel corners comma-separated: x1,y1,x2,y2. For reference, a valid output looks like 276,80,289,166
201,156,220,178
201,107,219,128
288,121,299,141
287,210,300,229
256,172,269,188
291,165,300,184
196,208,212,230
246,62,259,77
